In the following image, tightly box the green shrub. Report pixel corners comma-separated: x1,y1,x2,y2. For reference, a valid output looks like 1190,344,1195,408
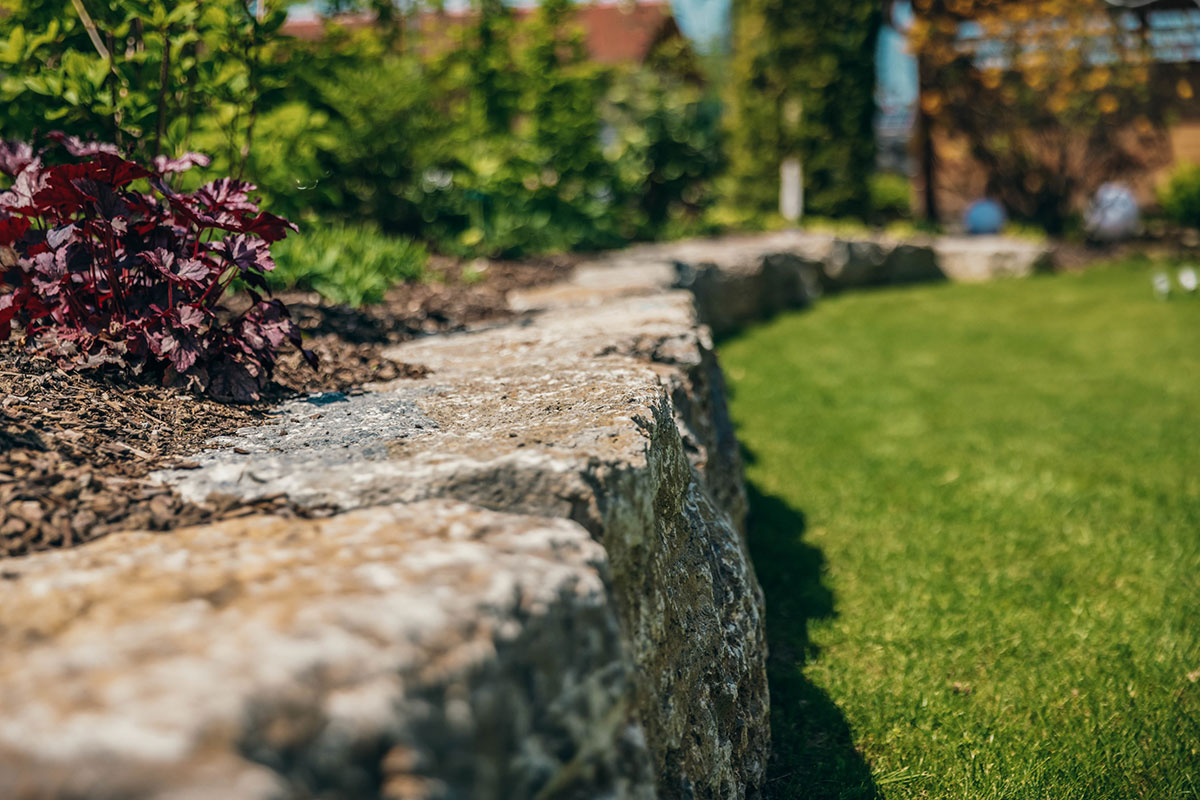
269,224,427,307
1158,163,1200,228
2,1,726,261
869,172,911,220
604,63,725,240
299,7,722,257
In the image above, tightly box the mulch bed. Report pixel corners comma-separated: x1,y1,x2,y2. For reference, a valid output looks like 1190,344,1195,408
0,255,574,559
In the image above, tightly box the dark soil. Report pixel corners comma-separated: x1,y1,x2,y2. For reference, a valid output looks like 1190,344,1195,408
0,255,574,559
279,255,575,344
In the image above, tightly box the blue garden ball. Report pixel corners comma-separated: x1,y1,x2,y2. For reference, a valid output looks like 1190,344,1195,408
964,199,1006,235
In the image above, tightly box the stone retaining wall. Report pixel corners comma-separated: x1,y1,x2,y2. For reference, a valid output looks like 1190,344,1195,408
0,231,1051,800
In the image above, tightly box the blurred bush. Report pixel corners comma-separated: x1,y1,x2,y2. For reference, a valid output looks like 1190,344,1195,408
0,0,287,168
269,224,428,307
1158,164,1200,229
909,0,1181,234
869,172,912,221
298,1,723,256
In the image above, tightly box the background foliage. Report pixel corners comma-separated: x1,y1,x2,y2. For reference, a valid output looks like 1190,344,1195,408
0,0,287,169
908,0,1183,233
722,0,880,220
0,0,727,273
295,1,724,256
1159,163,1200,230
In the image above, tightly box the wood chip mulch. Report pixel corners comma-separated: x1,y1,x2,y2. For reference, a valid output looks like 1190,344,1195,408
1,255,574,560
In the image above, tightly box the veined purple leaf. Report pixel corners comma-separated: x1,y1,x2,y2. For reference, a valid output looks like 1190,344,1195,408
153,152,212,175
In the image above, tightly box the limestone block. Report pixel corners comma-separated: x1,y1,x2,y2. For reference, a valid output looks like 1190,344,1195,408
0,502,655,800
934,236,1055,283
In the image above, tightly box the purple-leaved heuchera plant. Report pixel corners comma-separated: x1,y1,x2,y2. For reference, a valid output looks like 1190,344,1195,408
0,134,315,402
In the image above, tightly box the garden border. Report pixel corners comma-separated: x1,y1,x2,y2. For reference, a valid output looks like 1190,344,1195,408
0,231,1051,800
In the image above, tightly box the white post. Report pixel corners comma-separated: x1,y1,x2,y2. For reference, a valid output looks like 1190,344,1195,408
780,157,803,223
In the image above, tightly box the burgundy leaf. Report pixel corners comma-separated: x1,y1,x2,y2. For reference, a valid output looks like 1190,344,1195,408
177,303,207,330
0,161,47,215
207,357,264,403
175,258,212,284
197,178,259,213
0,217,30,245
142,248,212,285
0,293,15,339
32,249,66,280
238,212,298,243
90,153,153,187
46,223,77,250
218,234,273,274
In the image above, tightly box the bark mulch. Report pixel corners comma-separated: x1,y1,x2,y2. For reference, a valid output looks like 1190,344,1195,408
0,255,574,559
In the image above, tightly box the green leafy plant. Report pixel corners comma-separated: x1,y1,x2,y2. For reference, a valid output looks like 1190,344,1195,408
292,3,722,257
0,0,287,169
1158,163,1200,229
269,224,427,307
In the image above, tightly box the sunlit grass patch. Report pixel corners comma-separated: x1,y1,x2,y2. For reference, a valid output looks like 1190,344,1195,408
721,260,1200,800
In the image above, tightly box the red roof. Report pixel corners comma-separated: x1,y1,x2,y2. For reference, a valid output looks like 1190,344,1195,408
574,2,675,64
283,2,676,65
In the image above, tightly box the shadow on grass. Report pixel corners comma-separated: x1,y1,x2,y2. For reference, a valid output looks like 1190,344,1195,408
746,481,880,800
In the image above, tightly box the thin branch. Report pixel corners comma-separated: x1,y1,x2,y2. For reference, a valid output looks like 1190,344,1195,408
68,0,110,62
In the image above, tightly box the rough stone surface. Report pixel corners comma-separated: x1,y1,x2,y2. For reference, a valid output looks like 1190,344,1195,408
0,502,655,800
150,292,768,799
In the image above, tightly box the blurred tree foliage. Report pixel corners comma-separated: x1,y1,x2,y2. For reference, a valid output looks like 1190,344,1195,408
1158,163,1200,229
297,0,723,256
0,0,725,258
722,0,880,220
909,0,1182,233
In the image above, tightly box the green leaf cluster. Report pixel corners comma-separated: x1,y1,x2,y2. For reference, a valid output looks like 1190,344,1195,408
294,2,723,257
269,223,427,308
0,0,288,167
1158,163,1200,230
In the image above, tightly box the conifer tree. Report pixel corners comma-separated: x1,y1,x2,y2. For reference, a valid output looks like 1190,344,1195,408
723,0,880,219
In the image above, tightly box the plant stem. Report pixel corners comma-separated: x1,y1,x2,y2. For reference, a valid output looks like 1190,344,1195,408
67,0,110,62
154,30,171,159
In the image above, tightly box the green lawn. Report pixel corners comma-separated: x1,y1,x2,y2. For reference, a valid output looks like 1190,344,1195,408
719,260,1200,800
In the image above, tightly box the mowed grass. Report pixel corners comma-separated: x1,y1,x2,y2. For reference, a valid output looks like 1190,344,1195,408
719,260,1200,800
